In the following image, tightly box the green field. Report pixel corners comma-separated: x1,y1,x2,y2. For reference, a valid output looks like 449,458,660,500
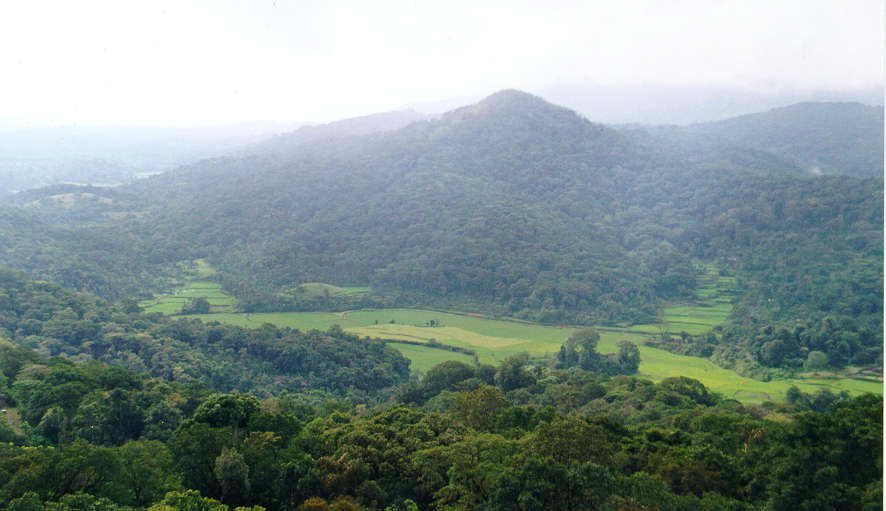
156,265,880,403
622,264,735,336
191,309,578,362
392,344,475,373
189,308,882,403
140,281,235,314
294,282,372,298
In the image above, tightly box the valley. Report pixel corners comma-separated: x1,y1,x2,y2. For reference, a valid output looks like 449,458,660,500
186,307,881,403
152,263,880,403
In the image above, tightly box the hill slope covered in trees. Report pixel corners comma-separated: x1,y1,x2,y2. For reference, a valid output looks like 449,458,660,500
0,91,881,371
688,102,884,177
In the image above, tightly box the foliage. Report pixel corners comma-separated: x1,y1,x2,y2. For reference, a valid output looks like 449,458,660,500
556,329,640,375
0,269,410,398
0,333,881,511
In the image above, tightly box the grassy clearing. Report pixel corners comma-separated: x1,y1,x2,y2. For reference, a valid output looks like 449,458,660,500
140,272,370,315
621,264,734,336
391,344,475,372
140,281,235,314
165,263,880,403
295,282,371,298
195,309,578,364
190,308,882,403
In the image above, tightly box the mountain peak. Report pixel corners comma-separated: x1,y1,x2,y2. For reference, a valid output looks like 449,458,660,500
479,89,546,106
471,89,570,115
443,89,587,125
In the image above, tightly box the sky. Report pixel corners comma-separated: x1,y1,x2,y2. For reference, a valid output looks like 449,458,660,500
0,0,883,125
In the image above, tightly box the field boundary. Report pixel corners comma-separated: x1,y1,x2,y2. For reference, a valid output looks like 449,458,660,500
374,337,477,357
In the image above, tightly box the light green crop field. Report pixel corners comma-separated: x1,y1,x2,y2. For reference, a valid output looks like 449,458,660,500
189,308,882,403
160,266,880,403
621,265,735,336
296,282,372,298
140,281,235,314
392,344,475,373
193,309,579,363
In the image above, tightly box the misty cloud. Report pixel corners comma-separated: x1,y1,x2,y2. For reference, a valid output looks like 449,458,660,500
0,0,882,125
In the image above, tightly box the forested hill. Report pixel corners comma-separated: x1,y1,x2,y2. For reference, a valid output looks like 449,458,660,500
0,90,882,370
687,102,884,177
243,108,427,159
129,89,699,324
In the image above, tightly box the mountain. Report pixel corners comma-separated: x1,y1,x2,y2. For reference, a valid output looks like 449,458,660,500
244,109,427,158
688,102,885,177
0,91,881,372
126,90,703,323
537,81,884,124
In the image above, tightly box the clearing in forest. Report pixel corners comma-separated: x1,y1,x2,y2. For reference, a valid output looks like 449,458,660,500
192,307,882,403
155,263,880,403
140,281,235,314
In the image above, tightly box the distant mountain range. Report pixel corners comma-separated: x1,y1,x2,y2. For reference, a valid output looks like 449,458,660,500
403,83,883,125
632,101,884,178
3,84,881,194
537,82,884,125
0,121,305,193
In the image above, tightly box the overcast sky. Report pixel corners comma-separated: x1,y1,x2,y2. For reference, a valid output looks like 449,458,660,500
0,0,882,125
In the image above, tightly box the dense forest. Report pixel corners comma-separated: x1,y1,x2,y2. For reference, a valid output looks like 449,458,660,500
685,102,885,178
2,0,885,505
0,269,409,398
0,272,880,510
0,328,881,511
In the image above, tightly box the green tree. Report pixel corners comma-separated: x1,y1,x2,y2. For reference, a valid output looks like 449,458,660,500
6,492,44,511
449,385,508,430
72,389,144,445
169,422,230,499
193,394,261,432
118,440,179,507
183,298,211,315
527,415,612,465
148,490,228,511
494,354,535,391
421,361,476,397
615,340,641,374
214,447,251,506
804,350,829,371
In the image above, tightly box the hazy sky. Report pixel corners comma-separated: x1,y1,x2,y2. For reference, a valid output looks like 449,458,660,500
1,0,882,125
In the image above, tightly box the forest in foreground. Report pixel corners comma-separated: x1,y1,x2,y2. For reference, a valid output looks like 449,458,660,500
0,268,881,510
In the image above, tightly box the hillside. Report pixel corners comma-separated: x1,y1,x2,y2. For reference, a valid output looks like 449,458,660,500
0,91,881,372
244,109,427,158
130,90,694,324
688,102,884,177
